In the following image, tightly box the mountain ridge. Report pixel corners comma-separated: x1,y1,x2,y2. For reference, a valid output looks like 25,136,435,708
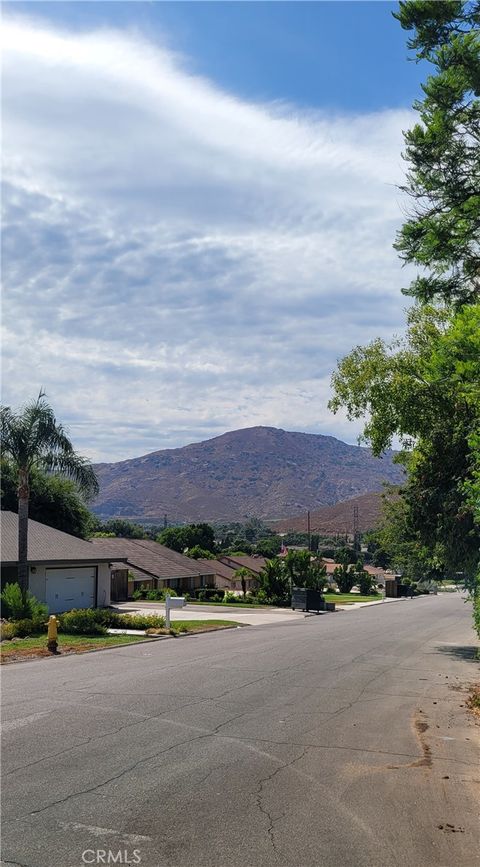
271,490,397,535
92,426,404,523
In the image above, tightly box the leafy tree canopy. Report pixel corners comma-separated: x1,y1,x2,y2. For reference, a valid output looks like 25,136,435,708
254,536,282,557
394,0,480,306
1,461,97,539
157,523,216,553
93,518,148,539
330,304,480,577
186,545,216,560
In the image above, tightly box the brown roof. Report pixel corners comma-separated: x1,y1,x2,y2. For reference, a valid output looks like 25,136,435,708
218,554,267,575
197,559,238,582
1,511,117,565
90,537,215,581
322,560,387,577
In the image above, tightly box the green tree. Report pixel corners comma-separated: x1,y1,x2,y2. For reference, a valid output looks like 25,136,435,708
335,546,358,566
258,557,290,602
234,566,255,597
255,536,282,557
187,545,215,560
94,518,146,539
1,461,97,539
372,495,441,581
0,393,98,593
284,549,312,587
157,523,216,553
226,539,253,555
332,563,356,594
393,1,480,307
330,305,480,579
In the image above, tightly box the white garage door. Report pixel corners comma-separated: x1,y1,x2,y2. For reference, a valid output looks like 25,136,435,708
45,567,96,613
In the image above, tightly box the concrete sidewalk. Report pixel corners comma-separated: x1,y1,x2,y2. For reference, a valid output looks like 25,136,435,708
112,595,420,625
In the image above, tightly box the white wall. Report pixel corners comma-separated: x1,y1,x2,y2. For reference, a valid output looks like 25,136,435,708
29,562,111,610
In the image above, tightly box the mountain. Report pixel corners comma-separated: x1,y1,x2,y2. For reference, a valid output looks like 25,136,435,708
92,426,404,523
271,491,396,535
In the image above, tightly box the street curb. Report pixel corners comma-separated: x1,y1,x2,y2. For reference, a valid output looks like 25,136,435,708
0,624,243,665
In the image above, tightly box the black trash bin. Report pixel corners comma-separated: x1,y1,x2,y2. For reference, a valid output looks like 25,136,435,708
291,587,325,612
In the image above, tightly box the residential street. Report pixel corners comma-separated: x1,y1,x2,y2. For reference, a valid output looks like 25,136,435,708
1,595,478,867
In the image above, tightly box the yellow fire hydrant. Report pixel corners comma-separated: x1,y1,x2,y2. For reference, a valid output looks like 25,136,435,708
47,615,59,653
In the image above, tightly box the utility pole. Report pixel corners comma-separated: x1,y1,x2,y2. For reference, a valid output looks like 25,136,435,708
164,513,168,529
353,505,359,555
307,510,311,552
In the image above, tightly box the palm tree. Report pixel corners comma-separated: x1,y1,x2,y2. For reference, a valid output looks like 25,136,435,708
233,566,254,597
258,557,289,600
1,392,99,594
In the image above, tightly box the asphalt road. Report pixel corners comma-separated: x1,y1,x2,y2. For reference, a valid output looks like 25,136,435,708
1,595,478,867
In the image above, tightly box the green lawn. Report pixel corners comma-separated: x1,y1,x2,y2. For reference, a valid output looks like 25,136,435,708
324,593,382,605
190,595,382,608
189,600,269,609
0,633,147,662
1,621,242,662
171,620,242,632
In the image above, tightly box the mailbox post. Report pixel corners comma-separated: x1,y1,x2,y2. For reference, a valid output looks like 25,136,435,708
165,595,186,628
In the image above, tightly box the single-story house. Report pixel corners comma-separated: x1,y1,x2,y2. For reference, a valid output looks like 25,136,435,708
1,511,117,613
321,559,389,588
89,538,216,597
216,554,267,592
196,559,240,591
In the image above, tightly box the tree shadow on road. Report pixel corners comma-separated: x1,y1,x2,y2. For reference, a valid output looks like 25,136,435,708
434,644,479,664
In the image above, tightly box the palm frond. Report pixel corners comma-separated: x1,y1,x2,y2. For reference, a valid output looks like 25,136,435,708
41,451,99,499
2,392,99,499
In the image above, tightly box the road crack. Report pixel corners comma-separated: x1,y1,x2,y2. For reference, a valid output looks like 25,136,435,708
253,746,308,852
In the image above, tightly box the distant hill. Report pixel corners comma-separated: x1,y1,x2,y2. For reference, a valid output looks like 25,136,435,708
271,491,397,535
93,426,404,523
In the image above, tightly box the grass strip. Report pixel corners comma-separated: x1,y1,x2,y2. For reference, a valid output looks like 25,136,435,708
0,633,147,662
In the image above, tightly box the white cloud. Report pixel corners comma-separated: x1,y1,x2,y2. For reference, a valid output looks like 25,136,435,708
1,14,412,461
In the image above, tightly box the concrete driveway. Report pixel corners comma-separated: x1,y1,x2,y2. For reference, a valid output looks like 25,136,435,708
112,600,316,626
111,596,401,625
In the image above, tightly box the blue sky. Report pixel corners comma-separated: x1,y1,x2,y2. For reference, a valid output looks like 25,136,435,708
8,1,427,111
2,2,426,461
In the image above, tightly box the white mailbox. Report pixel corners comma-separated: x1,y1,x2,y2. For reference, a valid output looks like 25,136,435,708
165,595,186,627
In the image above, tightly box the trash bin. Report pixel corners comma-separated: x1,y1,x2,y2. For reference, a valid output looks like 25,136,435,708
291,588,325,612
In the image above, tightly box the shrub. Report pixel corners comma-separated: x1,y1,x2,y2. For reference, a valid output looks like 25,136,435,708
59,609,107,635
144,588,177,601
473,574,480,639
132,588,144,600
196,588,224,601
10,617,48,637
116,613,166,630
0,621,17,640
333,567,355,594
1,582,48,620
56,607,166,633
357,572,376,596
223,591,238,604
255,589,269,605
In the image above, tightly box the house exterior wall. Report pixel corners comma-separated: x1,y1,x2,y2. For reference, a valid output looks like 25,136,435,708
128,577,155,596
232,577,258,592
1,566,18,588
212,572,232,590
127,573,214,597
28,562,111,608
